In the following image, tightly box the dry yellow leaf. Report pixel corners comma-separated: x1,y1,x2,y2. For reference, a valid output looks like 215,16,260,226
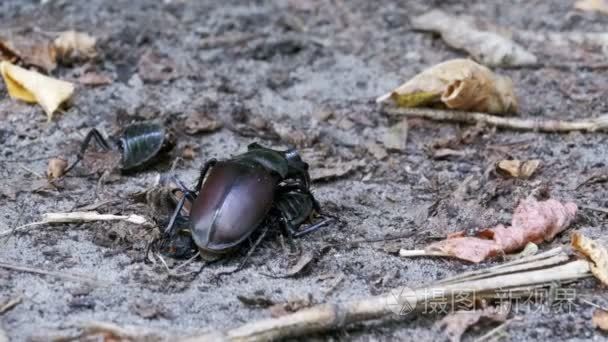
575,0,608,15
376,59,517,115
496,159,541,179
54,31,97,63
0,61,75,121
572,232,608,286
593,309,608,330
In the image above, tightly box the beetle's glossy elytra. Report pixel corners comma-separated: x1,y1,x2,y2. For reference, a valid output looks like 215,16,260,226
190,161,279,253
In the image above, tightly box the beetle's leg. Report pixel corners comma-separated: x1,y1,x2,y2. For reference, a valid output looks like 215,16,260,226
292,218,334,237
215,225,269,278
164,194,188,236
64,129,112,174
194,159,217,191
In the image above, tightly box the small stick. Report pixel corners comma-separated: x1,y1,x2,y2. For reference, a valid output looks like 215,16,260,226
0,262,104,285
384,107,608,133
398,249,446,257
0,296,22,314
580,205,608,215
0,211,148,237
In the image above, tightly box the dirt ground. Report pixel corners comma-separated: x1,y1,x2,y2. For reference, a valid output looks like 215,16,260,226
2,0,608,341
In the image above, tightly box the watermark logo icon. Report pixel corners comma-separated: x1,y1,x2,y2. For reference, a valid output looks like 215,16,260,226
386,287,417,316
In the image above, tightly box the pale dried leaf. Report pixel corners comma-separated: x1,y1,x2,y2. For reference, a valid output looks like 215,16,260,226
47,157,68,179
411,10,537,67
593,309,608,330
572,232,608,286
575,0,608,15
381,119,408,151
496,159,541,179
54,31,97,63
376,59,517,115
0,61,74,121
436,303,510,342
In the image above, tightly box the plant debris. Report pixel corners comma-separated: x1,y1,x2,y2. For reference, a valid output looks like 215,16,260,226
496,159,541,179
78,72,112,86
268,295,314,318
0,36,57,72
411,10,537,67
0,61,74,121
376,59,517,115
381,119,408,151
593,309,608,331
263,250,315,278
53,31,97,64
47,157,68,179
572,232,608,286
401,197,577,262
385,107,608,133
3,211,148,238
436,303,510,342
575,0,608,15
137,50,179,83
184,112,223,134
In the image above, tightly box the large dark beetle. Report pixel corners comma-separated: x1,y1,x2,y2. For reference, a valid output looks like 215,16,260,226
64,122,172,174
157,143,332,259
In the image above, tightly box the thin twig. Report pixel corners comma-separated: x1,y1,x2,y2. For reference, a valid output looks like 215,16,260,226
0,262,105,285
384,107,608,133
1,211,149,237
580,205,608,215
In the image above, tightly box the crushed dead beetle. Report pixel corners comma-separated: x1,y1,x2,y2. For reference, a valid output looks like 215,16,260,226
63,121,174,175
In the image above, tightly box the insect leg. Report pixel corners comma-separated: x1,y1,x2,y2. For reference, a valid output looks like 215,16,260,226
64,129,112,174
194,159,217,191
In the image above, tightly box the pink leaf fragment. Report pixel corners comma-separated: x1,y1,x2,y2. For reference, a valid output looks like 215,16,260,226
425,198,577,263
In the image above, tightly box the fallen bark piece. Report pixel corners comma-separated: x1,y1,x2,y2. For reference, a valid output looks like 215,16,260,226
0,61,74,121
401,197,577,263
376,59,517,115
496,159,541,179
436,303,510,342
411,10,537,67
572,232,608,286
593,309,608,330
384,107,608,133
575,0,608,15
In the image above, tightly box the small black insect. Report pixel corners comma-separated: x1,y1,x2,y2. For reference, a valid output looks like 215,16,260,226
64,122,173,174
153,143,333,260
